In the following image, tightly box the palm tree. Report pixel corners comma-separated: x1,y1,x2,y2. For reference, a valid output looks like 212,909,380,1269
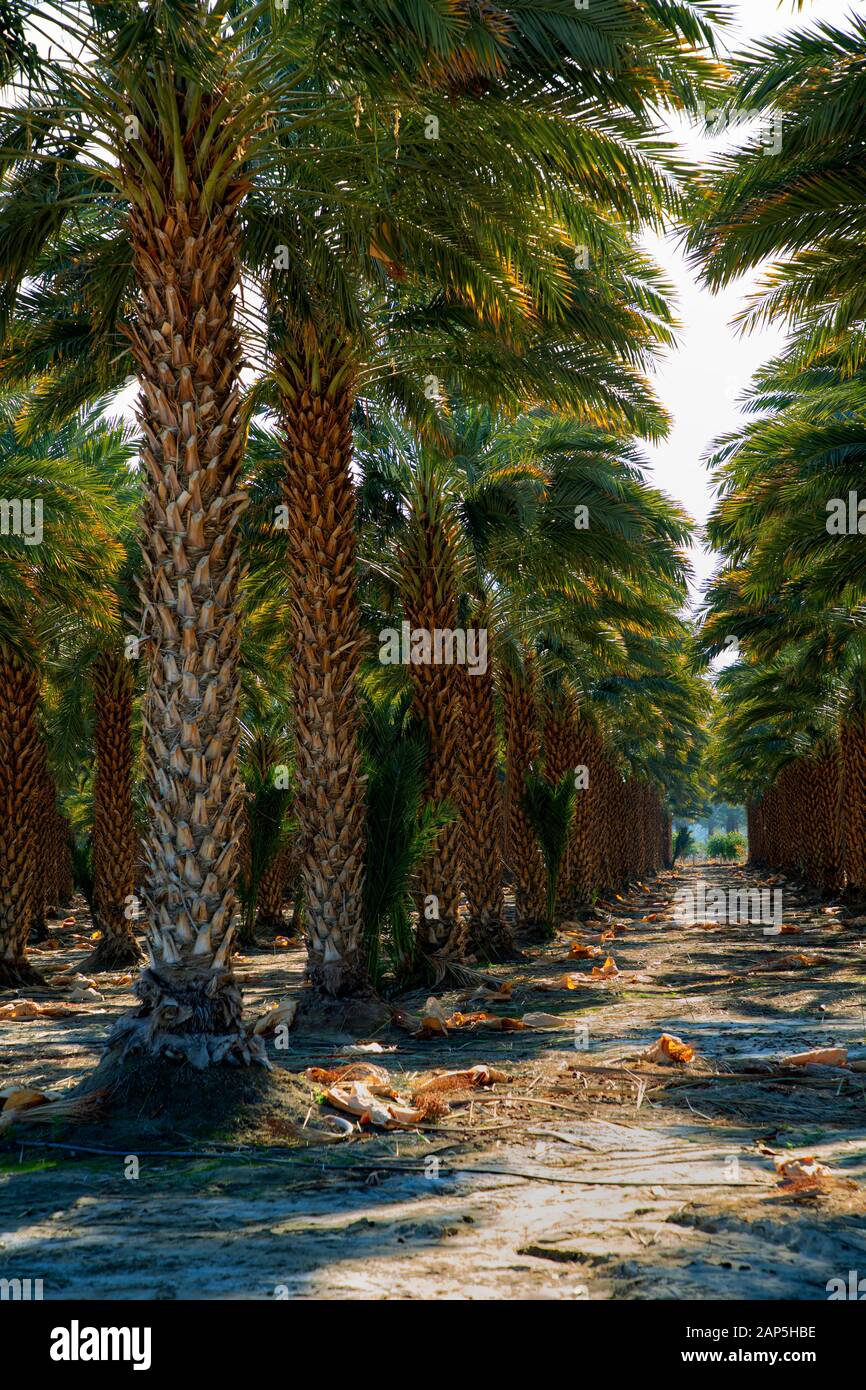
0,0,325,1051
687,9,866,349
0,402,126,985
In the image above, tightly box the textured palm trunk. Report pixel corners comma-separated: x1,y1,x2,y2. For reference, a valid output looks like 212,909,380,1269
808,743,844,895
399,463,465,966
52,811,73,908
85,650,140,971
662,809,673,869
111,112,265,1064
255,843,293,935
0,654,42,986
28,747,56,942
279,338,367,996
594,751,616,894
48,811,71,906
561,717,602,911
460,643,511,958
502,660,545,926
541,692,576,910
840,714,866,893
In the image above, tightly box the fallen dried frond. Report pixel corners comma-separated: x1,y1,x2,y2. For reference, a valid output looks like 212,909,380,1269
640,1033,696,1066
412,1064,507,1097
0,1088,107,1135
782,1047,848,1068
0,999,76,1021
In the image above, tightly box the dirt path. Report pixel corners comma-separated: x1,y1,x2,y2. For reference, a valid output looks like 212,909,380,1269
3,862,866,1299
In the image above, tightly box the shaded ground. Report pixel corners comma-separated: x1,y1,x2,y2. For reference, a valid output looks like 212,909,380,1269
2,862,866,1299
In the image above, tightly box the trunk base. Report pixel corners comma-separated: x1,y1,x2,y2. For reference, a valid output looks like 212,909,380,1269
295,984,390,1035
0,959,45,990
308,952,368,998
28,916,50,945
81,934,142,973
72,1051,299,1146
106,964,268,1068
466,917,521,963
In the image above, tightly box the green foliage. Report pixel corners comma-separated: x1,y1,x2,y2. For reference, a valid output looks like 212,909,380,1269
237,719,295,943
360,687,452,986
672,825,696,865
707,830,745,862
522,768,577,933
70,835,95,916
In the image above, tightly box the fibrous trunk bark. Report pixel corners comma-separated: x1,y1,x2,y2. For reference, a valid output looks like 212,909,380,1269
85,649,141,971
503,658,545,926
0,654,42,986
399,461,465,968
460,641,511,959
841,714,866,894
113,112,264,1064
279,340,367,996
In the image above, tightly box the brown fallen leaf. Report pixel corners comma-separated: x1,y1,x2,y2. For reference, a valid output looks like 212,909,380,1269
567,939,600,961
305,1063,394,1093
323,1080,427,1129
0,1089,106,1134
1,1087,52,1113
591,955,619,978
413,1064,507,1096
520,1012,566,1029
783,1046,848,1068
251,999,297,1035
641,1033,696,1066
773,1155,855,1193
0,999,76,1021
273,936,291,948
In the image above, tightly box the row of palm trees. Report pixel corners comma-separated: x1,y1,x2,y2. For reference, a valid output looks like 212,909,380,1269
693,10,866,898
0,1,724,1061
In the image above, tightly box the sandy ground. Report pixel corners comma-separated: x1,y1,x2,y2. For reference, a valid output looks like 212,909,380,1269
2,862,866,1300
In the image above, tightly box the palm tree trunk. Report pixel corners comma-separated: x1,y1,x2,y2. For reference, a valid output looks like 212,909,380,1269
840,713,866,894
398,463,466,966
28,746,56,943
0,653,42,986
554,710,599,913
255,844,291,935
52,810,73,908
116,127,264,1064
809,743,845,895
460,644,511,958
84,649,140,971
278,339,367,996
502,658,545,926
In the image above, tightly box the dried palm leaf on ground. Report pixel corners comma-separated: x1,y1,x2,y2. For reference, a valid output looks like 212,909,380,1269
0,998,77,1020
322,1080,432,1129
566,943,602,960
0,1088,107,1135
639,1033,697,1066
249,999,297,1036
783,1046,848,1068
773,1155,857,1194
305,1063,395,1093
412,1064,507,1097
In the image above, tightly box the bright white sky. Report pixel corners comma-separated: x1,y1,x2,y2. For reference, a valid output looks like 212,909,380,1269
642,0,860,608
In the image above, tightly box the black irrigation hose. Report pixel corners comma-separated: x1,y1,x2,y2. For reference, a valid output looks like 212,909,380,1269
5,1138,767,1186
